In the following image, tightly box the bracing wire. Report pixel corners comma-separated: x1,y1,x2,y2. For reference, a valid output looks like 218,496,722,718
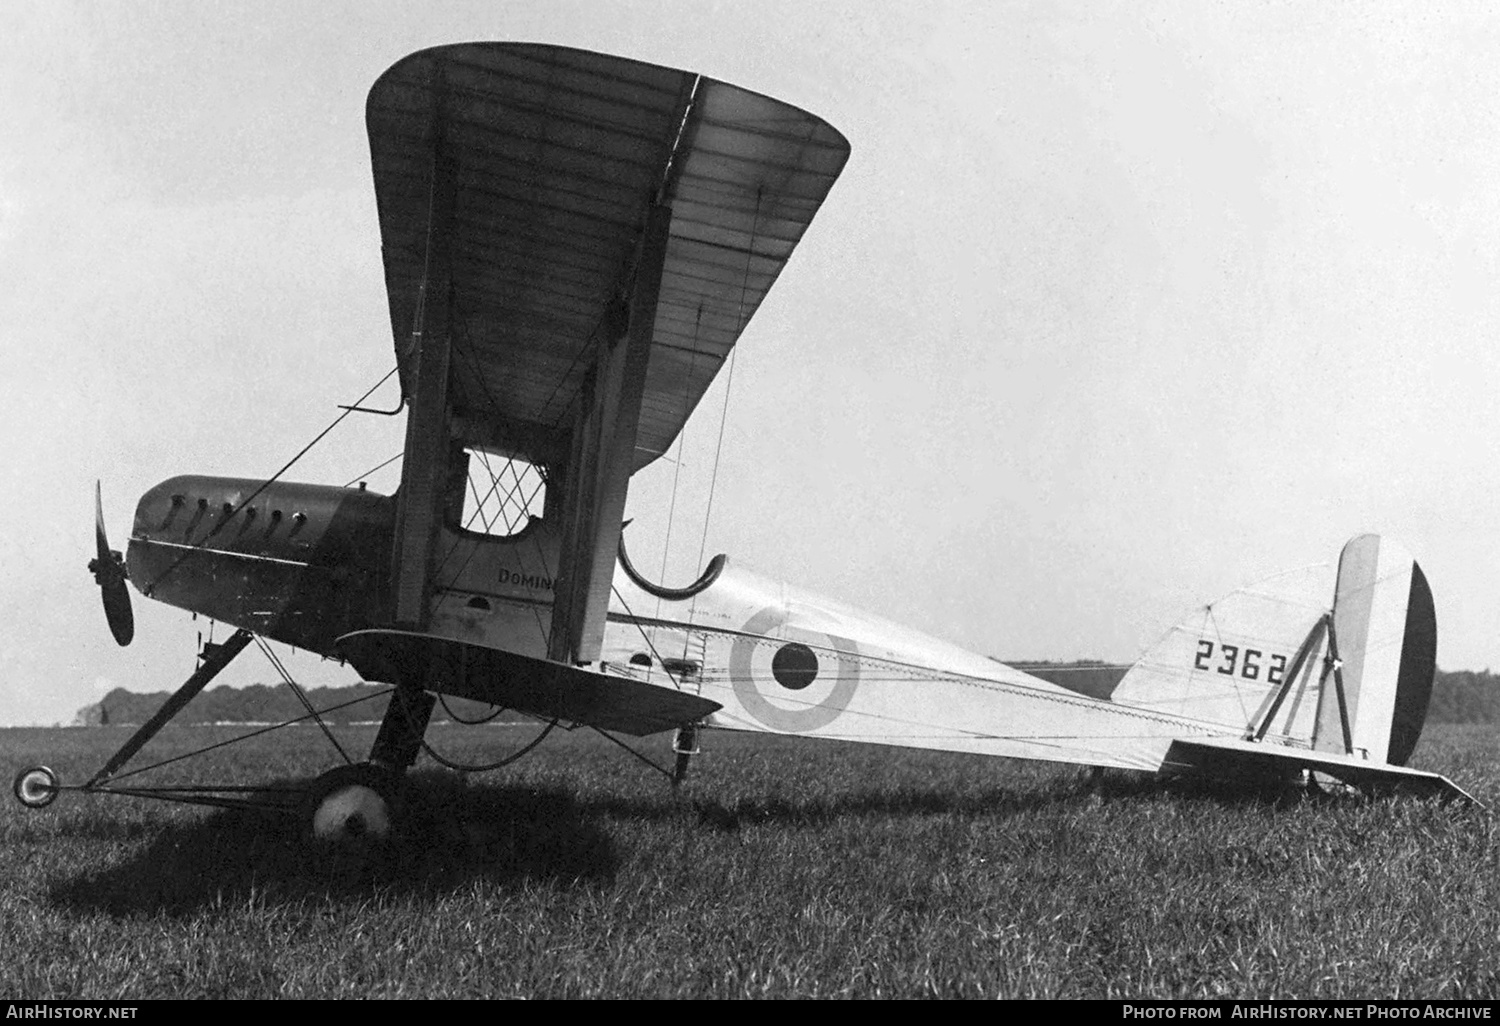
692,186,762,590
143,366,399,596
99,688,395,786
466,472,496,533
478,450,545,535
693,346,737,579
657,433,686,626
342,452,403,489
434,326,558,652
656,301,702,622
610,583,685,692
253,637,352,765
590,725,675,781
427,447,554,654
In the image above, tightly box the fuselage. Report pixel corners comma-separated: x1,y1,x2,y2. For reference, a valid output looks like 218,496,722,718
126,474,1218,772
127,476,1053,680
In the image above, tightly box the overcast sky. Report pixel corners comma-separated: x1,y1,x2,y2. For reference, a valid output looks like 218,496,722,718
3,2,1498,726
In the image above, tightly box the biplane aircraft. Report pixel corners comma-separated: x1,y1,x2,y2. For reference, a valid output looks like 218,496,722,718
13,43,1473,839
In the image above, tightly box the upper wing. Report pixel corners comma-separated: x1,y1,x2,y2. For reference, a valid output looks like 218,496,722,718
366,43,851,471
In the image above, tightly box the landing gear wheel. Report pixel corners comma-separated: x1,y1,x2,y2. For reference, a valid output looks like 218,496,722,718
14,766,59,809
306,764,397,844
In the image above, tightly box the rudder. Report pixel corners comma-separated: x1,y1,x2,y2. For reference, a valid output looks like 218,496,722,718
1318,535,1435,766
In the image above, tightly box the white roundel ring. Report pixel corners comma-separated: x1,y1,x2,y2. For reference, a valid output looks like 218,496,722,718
730,608,861,733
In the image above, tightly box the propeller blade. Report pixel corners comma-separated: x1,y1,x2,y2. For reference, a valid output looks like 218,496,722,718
95,481,114,563
90,482,135,647
101,578,135,647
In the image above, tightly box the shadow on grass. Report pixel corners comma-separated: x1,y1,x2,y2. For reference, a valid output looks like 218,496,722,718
585,765,1329,831
48,774,618,917
45,765,1362,916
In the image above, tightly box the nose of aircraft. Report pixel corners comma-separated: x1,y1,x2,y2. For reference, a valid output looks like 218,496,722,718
130,475,305,552
132,476,192,541
126,475,214,601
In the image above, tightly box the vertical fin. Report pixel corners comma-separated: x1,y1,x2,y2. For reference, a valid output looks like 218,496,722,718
1109,561,1332,738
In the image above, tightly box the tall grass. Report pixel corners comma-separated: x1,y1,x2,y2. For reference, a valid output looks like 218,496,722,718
1,722,1497,998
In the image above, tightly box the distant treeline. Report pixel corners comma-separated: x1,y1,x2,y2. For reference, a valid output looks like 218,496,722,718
75,684,517,727
1008,660,1128,701
73,666,1500,727
1427,670,1500,724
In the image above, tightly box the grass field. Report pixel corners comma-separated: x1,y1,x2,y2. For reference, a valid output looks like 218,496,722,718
3,720,1499,999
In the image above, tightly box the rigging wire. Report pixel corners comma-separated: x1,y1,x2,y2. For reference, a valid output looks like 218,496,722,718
477,450,545,534
142,365,399,596
435,327,559,652
466,472,496,533
342,452,403,489
693,347,737,581
655,301,702,623
590,725,675,781
99,688,395,786
539,316,608,429
610,584,686,692
692,186,762,588
425,445,555,656
679,634,1255,742
433,448,545,572
253,636,352,765
656,435,685,626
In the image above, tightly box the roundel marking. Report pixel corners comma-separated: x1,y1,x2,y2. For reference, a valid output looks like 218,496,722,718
731,608,860,733
771,642,819,690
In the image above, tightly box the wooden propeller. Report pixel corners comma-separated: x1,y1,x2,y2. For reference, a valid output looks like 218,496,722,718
89,482,134,646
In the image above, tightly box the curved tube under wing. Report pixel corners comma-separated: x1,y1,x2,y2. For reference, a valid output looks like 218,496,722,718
617,532,726,601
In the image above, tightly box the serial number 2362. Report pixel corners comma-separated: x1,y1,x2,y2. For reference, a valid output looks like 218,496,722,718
1194,640,1287,684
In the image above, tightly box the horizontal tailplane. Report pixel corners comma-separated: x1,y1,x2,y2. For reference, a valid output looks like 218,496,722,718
1162,737,1474,804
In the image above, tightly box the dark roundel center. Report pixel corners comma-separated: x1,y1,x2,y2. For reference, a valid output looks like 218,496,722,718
771,642,819,691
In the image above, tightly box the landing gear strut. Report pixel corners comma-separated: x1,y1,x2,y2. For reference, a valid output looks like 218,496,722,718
368,686,435,772
672,724,701,788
